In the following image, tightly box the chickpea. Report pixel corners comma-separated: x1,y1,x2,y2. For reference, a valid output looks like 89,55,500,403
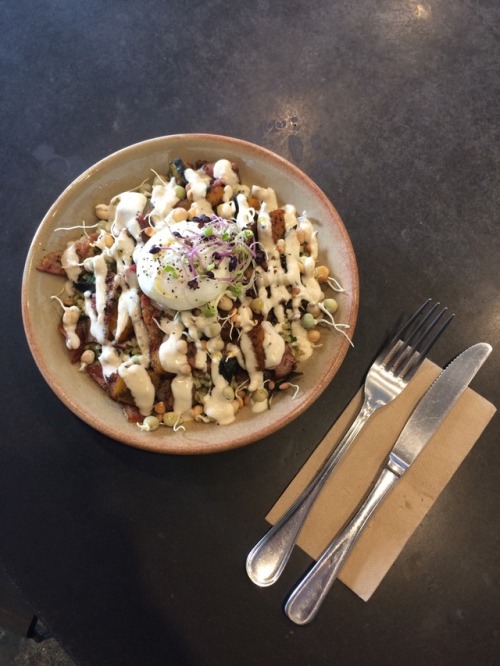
307,303,321,318
191,405,204,418
172,207,188,222
218,295,233,312
307,329,321,344
80,349,95,365
154,401,166,415
250,298,264,313
95,204,110,220
315,265,330,283
103,233,115,247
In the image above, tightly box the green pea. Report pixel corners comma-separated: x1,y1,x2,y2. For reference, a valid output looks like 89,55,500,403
300,313,316,330
163,412,180,428
143,416,160,431
323,298,338,314
252,388,268,403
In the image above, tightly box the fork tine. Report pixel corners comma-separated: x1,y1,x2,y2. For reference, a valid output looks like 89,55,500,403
391,301,442,371
380,299,432,366
401,309,454,380
392,303,455,381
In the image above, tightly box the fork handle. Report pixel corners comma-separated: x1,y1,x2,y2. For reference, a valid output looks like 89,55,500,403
285,467,399,625
246,399,377,587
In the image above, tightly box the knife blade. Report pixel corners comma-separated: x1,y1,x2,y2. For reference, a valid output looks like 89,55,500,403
285,342,492,625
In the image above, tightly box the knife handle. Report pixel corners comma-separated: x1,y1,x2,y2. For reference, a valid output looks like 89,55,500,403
285,467,400,625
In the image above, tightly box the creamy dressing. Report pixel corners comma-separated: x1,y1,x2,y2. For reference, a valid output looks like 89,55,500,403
111,191,147,240
115,287,150,357
99,345,124,378
239,332,263,392
171,374,194,417
213,159,239,188
108,228,135,274
158,320,188,373
252,185,278,211
61,305,80,349
203,355,236,425
118,363,155,416
184,168,211,200
235,193,255,228
83,253,108,344
150,178,180,220
262,321,285,369
61,242,81,282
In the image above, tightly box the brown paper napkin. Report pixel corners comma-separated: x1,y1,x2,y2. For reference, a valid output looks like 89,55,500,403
266,358,496,601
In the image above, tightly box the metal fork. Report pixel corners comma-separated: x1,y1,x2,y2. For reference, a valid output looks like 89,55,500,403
246,299,453,587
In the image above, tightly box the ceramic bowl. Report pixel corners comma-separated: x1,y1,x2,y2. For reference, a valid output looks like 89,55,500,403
22,134,358,454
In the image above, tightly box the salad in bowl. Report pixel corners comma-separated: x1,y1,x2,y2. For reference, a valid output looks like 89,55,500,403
23,135,358,454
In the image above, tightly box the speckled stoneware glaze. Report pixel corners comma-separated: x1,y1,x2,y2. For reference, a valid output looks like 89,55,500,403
22,134,359,454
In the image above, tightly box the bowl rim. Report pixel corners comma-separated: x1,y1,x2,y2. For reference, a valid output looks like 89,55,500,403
22,133,359,454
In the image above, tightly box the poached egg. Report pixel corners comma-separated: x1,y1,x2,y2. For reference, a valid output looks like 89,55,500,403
136,219,241,311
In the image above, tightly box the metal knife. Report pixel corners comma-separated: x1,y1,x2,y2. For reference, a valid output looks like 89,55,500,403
285,342,492,625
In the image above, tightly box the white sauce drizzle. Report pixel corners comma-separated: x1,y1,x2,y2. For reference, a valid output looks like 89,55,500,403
150,177,180,221
213,159,239,188
118,363,155,416
111,191,147,240
83,253,108,344
172,374,194,417
61,242,81,283
158,321,188,373
262,321,285,369
99,345,123,378
203,355,236,425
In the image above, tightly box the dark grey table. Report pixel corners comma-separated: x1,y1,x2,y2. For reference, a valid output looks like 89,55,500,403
1,1,498,664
